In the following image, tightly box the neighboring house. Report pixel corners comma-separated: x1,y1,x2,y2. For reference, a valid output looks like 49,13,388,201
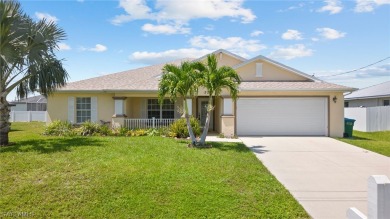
344,81,390,108
10,95,47,111
47,49,354,137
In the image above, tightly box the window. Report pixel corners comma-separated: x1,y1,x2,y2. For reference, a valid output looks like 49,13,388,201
344,102,349,108
76,97,91,123
147,99,174,119
384,100,389,106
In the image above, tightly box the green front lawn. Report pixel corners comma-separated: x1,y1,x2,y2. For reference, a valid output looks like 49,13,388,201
338,130,390,157
0,122,308,218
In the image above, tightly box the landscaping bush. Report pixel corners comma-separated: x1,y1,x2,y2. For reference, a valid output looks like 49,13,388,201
43,120,75,136
78,121,100,136
169,117,201,138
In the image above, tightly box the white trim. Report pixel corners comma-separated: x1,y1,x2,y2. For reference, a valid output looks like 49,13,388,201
91,96,98,122
67,96,75,123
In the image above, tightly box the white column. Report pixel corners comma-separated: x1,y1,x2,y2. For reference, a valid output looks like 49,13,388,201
186,99,192,115
113,97,127,117
223,98,233,115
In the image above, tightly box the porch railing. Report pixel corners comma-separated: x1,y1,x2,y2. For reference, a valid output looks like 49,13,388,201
124,118,177,129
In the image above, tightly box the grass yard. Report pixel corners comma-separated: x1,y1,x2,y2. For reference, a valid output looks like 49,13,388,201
0,122,309,218
338,130,390,157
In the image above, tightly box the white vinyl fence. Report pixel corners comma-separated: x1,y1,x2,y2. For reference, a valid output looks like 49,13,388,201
345,106,390,132
9,111,47,122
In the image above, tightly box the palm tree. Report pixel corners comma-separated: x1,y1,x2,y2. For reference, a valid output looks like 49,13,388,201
158,61,200,144
0,0,69,145
197,54,241,145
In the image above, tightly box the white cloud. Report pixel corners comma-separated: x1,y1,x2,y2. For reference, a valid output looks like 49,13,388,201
130,35,267,64
355,0,390,12
311,37,319,42
189,35,266,57
316,63,390,82
278,2,305,12
112,0,256,27
317,0,343,14
269,44,313,60
35,12,58,23
81,44,108,52
130,48,213,65
141,23,190,35
250,30,264,37
58,43,71,51
281,29,303,40
90,44,107,52
316,27,346,40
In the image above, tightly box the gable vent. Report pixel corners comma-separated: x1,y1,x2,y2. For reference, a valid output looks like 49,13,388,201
256,63,263,77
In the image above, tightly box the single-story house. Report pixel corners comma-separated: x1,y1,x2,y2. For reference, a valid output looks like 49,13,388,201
10,95,47,111
47,49,354,137
344,81,390,107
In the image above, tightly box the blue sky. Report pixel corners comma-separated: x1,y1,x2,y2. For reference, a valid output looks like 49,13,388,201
13,0,390,100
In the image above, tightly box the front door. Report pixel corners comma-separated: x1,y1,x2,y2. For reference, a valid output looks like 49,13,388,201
198,98,213,130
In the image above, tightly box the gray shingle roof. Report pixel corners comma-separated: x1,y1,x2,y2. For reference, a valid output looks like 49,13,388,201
344,81,390,100
57,55,354,93
59,59,192,92
10,95,47,104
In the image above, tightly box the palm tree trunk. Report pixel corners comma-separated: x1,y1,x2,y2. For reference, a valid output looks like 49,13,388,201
199,96,212,145
183,98,196,144
0,96,11,145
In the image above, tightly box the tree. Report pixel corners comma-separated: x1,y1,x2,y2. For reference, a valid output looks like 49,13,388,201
158,61,200,144
0,0,69,145
197,54,241,145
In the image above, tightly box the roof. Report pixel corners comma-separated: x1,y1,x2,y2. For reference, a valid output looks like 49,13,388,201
10,95,47,104
59,58,193,92
344,81,390,100
57,49,354,93
240,81,353,92
194,49,247,62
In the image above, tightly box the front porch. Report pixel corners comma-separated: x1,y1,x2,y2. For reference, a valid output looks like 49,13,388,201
109,96,234,136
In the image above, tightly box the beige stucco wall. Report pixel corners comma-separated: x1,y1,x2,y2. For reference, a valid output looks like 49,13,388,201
236,61,308,81
47,92,115,123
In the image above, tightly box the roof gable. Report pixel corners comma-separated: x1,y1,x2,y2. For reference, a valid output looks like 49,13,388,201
194,49,246,67
233,55,320,82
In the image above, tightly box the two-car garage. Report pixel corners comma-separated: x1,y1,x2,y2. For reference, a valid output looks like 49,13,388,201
236,97,328,136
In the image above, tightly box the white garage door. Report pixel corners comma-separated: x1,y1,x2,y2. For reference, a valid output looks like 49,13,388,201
237,97,328,136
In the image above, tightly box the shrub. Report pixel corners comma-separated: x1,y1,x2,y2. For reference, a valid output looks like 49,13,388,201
77,121,101,136
147,128,160,136
169,117,201,138
43,120,75,136
112,127,128,136
98,124,112,136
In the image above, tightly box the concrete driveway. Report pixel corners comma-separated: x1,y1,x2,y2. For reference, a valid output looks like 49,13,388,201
240,137,390,219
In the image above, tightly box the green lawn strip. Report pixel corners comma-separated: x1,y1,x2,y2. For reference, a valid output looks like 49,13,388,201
338,130,390,157
1,122,308,218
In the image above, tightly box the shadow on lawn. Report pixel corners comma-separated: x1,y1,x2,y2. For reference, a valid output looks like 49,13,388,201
0,137,104,154
204,142,252,153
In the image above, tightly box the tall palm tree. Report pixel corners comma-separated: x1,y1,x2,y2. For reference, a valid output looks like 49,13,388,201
197,54,241,145
0,0,69,145
158,61,200,144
